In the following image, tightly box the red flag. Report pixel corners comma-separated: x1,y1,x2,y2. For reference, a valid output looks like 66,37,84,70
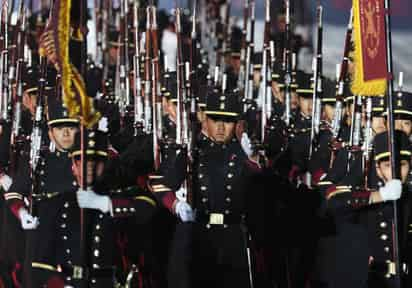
352,0,387,96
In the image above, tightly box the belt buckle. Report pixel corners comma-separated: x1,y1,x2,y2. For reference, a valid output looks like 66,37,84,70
209,213,224,225
387,261,396,276
73,265,84,279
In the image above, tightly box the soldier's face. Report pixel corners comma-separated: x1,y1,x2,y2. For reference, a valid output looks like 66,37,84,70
372,117,387,135
49,126,79,151
109,47,119,64
323,104,335,123
274,88,298,110
230,58,241,74
271,82,281,101
206,117,236,144
167,101,177,121
395,119,412,137
376,159,410,183
299,97,313,117
346,103,354,124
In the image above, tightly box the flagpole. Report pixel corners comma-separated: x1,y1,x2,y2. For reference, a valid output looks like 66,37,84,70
79,0,89,287
383,0,401,284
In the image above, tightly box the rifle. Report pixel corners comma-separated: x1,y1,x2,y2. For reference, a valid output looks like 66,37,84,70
237,0,249,93
347,95,362,172
29,0,53,183
175,8,187,203
94,0,103,68
260,0,272,144
362,96,373,189
189,1,200,206
308,4,323,163
9,3,27,176
149,5,162,170
0,0,11,123
117,0,131,120
24,49,48,288
175,8,185,147
283,0,292,126
102,0,111,81
132,1,144,135
331,8,353,140
143,6,152,139
242,0,255,114
219,0,230,70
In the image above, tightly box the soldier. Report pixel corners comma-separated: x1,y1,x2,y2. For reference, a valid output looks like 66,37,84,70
3,93,79,287
150,85,263,288
287,70,313,185
48,129,157,288
310,94,388,288
392,91,412,137
161,71,178,143
324,130,410,288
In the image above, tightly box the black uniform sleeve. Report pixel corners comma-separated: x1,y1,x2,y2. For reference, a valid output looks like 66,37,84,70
101,134,154,188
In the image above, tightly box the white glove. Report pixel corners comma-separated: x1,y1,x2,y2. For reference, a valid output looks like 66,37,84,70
0,174,12,191
241,132,253,157
18,208,39,230
76,189,112,214
175,186,187,201
98,117,109,133
379,179,402,202
174,200,195,222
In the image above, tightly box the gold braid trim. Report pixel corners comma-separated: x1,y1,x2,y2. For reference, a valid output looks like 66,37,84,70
72,65,100,127
57,0,76,119
57,0,100,128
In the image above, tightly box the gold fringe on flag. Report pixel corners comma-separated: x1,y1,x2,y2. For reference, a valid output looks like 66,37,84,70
54,0,100,127
351,0,387,96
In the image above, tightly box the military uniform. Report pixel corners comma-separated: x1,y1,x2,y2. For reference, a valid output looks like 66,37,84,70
324,131,412,288
48,129,157,288
3,92,80,287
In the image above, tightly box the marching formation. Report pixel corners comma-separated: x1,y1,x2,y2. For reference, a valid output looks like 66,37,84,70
0,0,411,288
